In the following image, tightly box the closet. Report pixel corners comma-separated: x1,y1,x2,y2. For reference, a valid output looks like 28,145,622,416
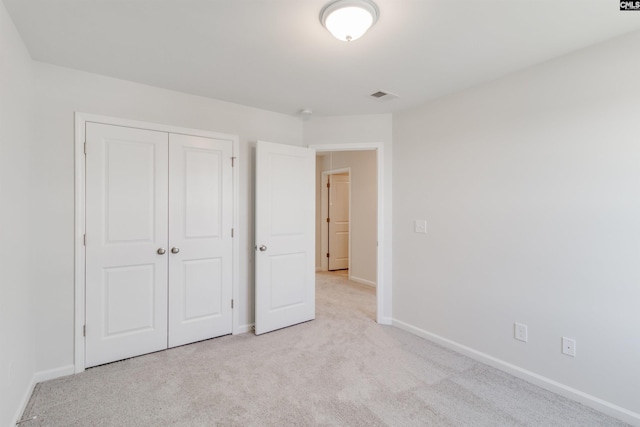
84,122,233,367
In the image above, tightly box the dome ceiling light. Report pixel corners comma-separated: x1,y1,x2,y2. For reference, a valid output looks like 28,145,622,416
320,0,379,42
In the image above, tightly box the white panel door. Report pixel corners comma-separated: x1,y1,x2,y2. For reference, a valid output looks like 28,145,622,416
85,123,169,368
255,141,315,335
328,172,350,271
168,134,233,347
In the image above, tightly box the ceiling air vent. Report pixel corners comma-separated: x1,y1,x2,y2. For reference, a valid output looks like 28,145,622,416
370,90,398,100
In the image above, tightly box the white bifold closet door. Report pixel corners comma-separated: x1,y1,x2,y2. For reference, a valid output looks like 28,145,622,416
85,122,232,368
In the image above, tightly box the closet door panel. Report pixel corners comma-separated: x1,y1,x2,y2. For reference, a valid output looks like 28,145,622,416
168,134,233,347
85,123,169,367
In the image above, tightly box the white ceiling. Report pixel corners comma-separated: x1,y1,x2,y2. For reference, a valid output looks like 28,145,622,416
4,0,640,117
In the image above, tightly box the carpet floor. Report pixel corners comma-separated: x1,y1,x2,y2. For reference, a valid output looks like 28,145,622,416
21,271,627,426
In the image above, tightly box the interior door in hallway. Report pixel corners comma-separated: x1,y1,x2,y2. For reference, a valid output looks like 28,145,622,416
254,141,315,335
168,133,233,347
85,123,169,368
328,172,350,271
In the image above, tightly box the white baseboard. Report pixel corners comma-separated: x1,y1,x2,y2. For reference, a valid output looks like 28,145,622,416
34,364,74,383
392,319,640,426
12,375,36,426
377,316,393,326
12,364,75,425
349,275,376,288
234,323,254,334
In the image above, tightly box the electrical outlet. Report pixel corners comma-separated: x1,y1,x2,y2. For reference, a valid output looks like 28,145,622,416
414,220,427,234
562,337,576,357
514,323,528,342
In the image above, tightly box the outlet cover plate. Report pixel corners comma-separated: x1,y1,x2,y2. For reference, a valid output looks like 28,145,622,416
514,323,528,342
562,337,576,357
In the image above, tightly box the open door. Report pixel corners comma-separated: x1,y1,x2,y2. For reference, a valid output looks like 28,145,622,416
255,141,315,335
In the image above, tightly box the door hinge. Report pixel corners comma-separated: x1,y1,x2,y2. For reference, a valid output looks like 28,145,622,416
83,234,86,246
231,299,234,309
83,325,86,337
231,228,234,238
326,217,330,223
231,156,236,167
83,142,87,155
327,182,330,188
326,253,330,258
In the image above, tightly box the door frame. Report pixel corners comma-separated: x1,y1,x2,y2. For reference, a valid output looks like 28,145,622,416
74,113,240,373
320,168,351,273
309,143,389,325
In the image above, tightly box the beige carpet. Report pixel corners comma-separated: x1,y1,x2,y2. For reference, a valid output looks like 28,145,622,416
21,272,626,426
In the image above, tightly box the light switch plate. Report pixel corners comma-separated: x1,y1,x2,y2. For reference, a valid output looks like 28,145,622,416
414,220,427,234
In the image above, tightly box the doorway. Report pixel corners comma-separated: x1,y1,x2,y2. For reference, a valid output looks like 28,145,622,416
314,148,379,318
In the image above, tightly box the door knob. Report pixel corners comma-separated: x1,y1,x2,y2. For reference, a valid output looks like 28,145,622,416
171,247,180,254
157,248,166,255
259,245,267,252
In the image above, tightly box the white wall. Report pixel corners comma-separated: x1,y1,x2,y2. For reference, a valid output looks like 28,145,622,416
0,3,36,425
304,114,393,322
29,61,303,374
317,151,377,285
392,30,640,422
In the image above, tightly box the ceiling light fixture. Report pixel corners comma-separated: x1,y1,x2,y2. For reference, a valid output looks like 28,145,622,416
320,0,379,42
